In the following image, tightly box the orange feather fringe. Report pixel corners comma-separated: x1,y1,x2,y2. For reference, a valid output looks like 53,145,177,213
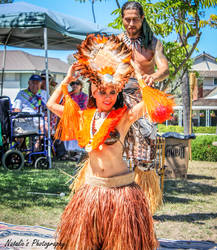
56,183,158,250
139,79,175,123
55,94,80,141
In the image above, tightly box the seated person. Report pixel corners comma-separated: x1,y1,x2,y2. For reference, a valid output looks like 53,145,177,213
12,74,47,149
13,74,47,114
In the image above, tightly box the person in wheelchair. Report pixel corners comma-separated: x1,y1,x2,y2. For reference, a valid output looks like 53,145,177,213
12,74,48,150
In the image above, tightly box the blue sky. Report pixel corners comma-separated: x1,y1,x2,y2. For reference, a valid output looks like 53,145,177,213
2,0,217,62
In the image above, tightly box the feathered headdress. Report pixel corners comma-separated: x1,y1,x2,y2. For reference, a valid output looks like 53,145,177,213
70,34,133,92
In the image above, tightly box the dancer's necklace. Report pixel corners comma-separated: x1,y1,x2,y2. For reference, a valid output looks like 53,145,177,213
85,110,109,152
91,110,109,136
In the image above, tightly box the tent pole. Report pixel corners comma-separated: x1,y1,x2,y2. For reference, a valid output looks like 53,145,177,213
1,29,13,96
44,27,52,169
0,44,6,96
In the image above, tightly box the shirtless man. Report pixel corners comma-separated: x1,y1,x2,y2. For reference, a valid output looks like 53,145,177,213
119,1,169,214
120,1,169,85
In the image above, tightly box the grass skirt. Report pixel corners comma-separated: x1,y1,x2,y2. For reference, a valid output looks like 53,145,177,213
134,167,163,215
57,175,158,250
70,162,163,215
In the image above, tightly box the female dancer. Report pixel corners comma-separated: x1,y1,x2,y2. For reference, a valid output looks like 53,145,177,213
47,35,160,250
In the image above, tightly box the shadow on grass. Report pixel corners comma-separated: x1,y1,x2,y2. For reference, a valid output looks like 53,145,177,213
154,212,217,223
0,162,77,209
163,179,217,196
187,174,216,181
163,195,193,204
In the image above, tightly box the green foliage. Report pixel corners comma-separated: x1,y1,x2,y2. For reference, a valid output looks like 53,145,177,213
201,0,217,7
163,41,193,80
191,135,217,161
158,124,184,133
108,9,123,29
158,124,217,134
200,14,217,28
193,126,217,134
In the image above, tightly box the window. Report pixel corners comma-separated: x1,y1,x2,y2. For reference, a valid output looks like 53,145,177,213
0,73,19,81
214,78,217,85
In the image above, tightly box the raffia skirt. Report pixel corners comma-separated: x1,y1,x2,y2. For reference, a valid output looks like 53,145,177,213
134,167,163,215
56,171,158,250
70,161,162,215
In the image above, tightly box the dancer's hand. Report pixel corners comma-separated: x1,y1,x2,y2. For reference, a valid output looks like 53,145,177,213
62,64,81,86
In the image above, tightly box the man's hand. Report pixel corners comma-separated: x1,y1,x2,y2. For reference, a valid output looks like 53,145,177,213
142,74,154,87
13,108,21,112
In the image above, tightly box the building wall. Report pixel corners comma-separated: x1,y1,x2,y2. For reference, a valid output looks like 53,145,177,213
203,77,215,89
20,73,32,89
55,74,66,85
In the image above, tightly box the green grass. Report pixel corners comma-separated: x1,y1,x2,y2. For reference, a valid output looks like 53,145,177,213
0,160,217,242
0,161,76,228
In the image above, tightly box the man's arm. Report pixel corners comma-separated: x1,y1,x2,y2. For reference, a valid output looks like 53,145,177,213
142,40,169,86
151,40,169,82
12,92,22,112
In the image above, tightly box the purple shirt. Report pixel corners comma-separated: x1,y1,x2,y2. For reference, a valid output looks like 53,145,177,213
69,91,88,110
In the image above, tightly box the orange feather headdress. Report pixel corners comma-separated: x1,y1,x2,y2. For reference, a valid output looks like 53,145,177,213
70,34,133,92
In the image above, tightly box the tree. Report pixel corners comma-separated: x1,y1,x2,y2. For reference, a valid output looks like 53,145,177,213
110,0,217,134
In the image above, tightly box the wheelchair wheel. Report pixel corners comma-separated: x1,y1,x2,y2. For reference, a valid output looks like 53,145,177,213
34,156,49,169
2,149,24,171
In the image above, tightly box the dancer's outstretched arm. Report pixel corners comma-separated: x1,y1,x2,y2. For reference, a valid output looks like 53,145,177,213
47,65,77,117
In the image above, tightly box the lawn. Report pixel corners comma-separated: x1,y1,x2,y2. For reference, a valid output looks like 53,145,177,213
0,160,217,242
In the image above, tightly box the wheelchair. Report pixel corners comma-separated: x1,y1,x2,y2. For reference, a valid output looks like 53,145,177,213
0,96,50,170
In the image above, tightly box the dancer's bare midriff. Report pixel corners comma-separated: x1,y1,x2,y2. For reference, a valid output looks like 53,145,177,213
87,113,130,178
87,143,129,178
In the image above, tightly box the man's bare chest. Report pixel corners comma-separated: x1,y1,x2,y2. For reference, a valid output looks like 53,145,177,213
132,47,155,65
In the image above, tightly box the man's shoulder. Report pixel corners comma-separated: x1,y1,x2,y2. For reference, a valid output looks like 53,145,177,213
149,36,158,51
15,89,27,97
